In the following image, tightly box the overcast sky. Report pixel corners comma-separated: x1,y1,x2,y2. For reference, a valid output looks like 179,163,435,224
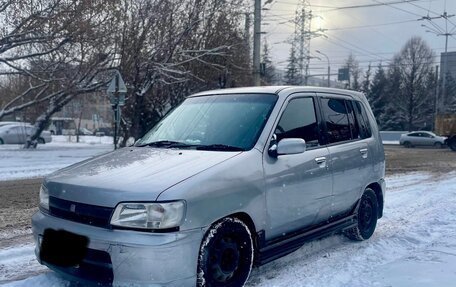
260,0,456,79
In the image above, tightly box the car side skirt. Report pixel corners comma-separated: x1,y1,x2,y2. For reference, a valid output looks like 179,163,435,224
255,214,357,266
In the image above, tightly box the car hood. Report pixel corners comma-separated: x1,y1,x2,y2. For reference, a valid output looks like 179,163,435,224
45,147,242,207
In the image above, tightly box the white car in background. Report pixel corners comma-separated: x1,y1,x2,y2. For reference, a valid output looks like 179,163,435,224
0,124,52,145
399,131,446,148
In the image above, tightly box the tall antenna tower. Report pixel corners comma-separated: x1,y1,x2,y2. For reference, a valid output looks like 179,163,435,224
294,0,313,85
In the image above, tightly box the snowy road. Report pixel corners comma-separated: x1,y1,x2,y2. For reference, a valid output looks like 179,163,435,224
1,172,456,286
0,136,112,181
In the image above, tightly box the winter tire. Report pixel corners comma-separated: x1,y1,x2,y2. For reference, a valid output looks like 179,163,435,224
345,188,378,241
0,138,3,145
449,139,456,151
403,141,412,148
434,142,442,149
197,217,254,287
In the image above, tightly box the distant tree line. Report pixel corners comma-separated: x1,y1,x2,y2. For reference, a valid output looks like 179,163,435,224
361,36,455,131
283,36,456,131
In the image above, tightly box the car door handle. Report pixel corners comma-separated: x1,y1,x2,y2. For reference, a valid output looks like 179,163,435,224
360,148,368,158
315,157,327,164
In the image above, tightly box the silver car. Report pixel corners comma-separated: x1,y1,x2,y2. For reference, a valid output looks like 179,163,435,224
0,124,52,145
399,131,446,148
32,86,385,286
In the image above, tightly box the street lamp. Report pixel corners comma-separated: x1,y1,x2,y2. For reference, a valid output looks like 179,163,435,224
315,50,330,88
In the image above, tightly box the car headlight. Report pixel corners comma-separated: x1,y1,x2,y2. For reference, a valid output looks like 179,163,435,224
110,201,186,230
39,185,49,210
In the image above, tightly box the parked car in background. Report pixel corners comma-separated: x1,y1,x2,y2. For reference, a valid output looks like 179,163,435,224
47,117,76,135
93,127,113,136
77,127,94,136
0,125,52,145
0,121,30,127
399,131,446,148
32,86,385,286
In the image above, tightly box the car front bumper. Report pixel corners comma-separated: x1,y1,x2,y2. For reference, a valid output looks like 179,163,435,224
32,211,205,286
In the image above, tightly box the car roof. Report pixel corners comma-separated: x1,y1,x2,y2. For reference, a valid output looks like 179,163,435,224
0,124,32,130
408,131,432,134
189,86,366,101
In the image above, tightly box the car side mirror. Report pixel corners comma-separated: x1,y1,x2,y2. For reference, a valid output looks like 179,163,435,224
269,138,306,157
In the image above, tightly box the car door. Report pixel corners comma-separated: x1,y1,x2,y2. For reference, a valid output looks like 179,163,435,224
318,96,372,217
263,95,332,239
16,126,28,144
6,127,22,144
421,132,434,146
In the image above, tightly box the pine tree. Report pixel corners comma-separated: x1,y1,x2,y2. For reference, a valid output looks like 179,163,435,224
261,41,276,85
284,45,299,85
368,64,387,123
362,63,372,95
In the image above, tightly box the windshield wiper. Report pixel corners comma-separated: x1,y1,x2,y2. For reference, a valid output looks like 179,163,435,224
137,140,193,148
195,144,245,151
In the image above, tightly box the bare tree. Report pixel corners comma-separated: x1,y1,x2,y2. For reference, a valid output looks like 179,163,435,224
114,0,251,146
345,53,362,91
389,36,435,131
0,0,119,147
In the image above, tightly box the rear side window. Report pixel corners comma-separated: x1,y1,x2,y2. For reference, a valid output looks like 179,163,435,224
275,97,320,148
345,101,360,140
321,98,351,143
353,101,372,139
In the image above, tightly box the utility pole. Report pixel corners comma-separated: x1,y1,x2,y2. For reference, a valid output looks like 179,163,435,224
316,50,330,87
292,0,324,85
420,11,455,113
435,65,440,120
253,0,261,86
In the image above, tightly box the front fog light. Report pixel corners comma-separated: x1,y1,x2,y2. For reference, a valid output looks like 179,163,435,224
110,201,186,230
39,185,49,210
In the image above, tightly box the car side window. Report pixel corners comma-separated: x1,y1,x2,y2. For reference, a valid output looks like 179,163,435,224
345,101,360,140
409,133,419,137
9,127,20,134
353,101,372,139
274,97,320,148
321,98,351,143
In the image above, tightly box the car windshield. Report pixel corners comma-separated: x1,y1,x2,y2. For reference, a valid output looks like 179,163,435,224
136,94,278,151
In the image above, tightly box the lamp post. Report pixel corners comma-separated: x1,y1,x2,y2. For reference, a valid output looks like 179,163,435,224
316,50,330,87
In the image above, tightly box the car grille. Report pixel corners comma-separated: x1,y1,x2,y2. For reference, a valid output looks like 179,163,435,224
49,197,114,228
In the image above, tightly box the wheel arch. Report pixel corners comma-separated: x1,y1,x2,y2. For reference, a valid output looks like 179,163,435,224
366,182,383,218
208,212,260,265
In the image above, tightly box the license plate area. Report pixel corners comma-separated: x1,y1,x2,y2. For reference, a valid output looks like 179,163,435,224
40,229,89,267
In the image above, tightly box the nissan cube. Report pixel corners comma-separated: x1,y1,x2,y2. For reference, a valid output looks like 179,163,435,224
32,86,386,286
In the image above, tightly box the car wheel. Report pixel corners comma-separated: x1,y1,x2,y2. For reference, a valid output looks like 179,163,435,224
197,217,254,287
37,138,45,144
345,188,378,241
434,142,442,149
0,138,3,145
450,140,456,151
403,141,412,148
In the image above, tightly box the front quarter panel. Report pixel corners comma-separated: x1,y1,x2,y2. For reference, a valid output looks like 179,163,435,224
157,151,266,233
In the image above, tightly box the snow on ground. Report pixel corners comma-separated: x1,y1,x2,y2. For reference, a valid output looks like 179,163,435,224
0,136,113,181
1,172,456,286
